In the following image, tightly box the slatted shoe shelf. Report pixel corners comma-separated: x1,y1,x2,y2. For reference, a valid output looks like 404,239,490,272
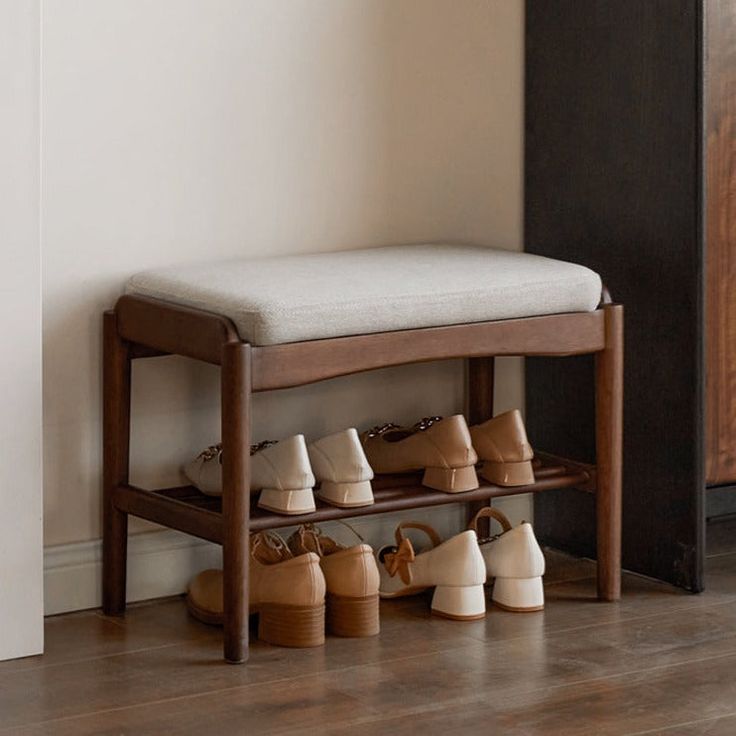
118,453,596,540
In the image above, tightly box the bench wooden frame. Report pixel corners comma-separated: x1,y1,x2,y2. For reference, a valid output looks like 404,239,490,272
103,294,623,663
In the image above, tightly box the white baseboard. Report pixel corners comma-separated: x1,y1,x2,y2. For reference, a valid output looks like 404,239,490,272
44,529,222,615
43,498,529,616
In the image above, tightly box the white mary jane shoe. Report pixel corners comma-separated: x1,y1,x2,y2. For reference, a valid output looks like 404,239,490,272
469,507,546,612
376,522,486,620
308,428,374,508
184,435,316,515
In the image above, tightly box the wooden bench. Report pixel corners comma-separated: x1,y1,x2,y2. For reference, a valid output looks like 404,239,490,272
102,244,622,663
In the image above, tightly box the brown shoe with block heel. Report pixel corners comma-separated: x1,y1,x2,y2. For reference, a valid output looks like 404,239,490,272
361,415,479,492
186,531,326,648
470,409,535,487
288,524,380,638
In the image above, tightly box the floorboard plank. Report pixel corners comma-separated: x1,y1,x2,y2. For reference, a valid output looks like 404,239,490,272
5,546,736,735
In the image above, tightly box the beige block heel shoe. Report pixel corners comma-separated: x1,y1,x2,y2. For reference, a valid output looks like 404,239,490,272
184,436,316,515
377,522,486,620
469,507,546,612
361,415,479,493
470,409,535,487
308,428,375,508
186,532,327,648
478,460,535,487
288,523,380,638
422,465,479,493
257,487,316,515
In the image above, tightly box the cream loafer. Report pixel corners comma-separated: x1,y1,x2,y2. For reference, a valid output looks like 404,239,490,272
186,531,326,647
288,523,380,637
469,409,535,487
183,435,316,515
469,507,546,612
376,522,486,620
361,415,479,493
308,428,374,508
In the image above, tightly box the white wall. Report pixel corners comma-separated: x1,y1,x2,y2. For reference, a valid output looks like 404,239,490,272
0,1,44,656
41,0,524,611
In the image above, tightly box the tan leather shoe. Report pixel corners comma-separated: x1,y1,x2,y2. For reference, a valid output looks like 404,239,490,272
308,429,374,508
288,524,380,637
469,409,535,487
184,436,316,515
186,531,326,648
361,415,478,492
376,522,487,620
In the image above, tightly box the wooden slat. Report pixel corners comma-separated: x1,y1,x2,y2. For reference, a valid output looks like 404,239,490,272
251,311,605,391
115,295,240,365
248,471,591,532
114,484,223,543
120,453,592,541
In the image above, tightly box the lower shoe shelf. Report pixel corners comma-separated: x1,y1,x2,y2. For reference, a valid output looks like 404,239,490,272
114,452,595,542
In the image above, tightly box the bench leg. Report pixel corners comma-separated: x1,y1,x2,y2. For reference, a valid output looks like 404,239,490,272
221,342,251,663
595,304,624,601
102,311,130,615
466,357,495,527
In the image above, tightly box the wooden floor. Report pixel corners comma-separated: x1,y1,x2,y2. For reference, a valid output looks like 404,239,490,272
3,525,736,736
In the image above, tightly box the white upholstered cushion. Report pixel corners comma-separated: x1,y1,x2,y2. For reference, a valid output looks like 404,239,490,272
125,244,602,346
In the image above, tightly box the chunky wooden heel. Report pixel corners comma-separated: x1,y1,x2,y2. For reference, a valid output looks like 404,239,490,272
422,465,479,493
257,603,325,647
480,460,535,487
326,593,380,637
431,584,486,620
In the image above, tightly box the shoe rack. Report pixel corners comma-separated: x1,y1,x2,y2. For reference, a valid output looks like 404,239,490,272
102,294,622,663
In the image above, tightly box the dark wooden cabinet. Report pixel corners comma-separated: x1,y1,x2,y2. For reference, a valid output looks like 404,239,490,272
525,0,705,590
705,0,736,487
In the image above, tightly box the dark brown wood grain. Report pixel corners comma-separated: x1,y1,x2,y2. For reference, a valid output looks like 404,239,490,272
705,0,736,486
114,484,223,543
102,311,130,616
9,542,736,735
116,295,240,365
220,342,251,663
525,0,704,592
465,357,496,527
250,310,605,391
595,305,624,600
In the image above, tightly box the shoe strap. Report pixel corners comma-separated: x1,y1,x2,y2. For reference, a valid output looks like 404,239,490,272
468,507,512,539
292,521,362,557
251,530,293,563
395,521,442,549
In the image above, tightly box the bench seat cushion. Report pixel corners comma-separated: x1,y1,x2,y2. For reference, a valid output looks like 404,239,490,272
126,244,602,346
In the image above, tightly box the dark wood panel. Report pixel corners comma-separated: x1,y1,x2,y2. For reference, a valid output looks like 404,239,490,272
525,0,705,590
706,0,736,485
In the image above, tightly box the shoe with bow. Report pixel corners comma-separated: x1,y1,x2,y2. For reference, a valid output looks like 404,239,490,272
376,522,486,620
